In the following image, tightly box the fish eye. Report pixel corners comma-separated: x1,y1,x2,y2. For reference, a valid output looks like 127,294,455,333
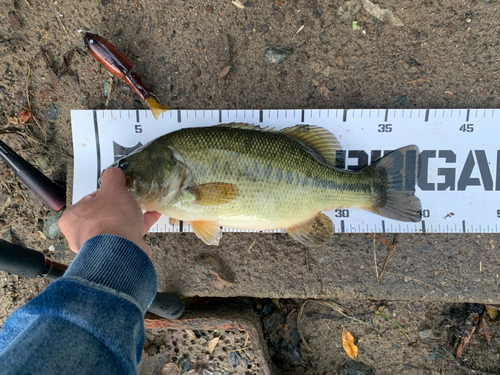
118,159,129,170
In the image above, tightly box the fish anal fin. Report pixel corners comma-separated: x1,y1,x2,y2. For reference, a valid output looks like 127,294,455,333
287,213,334,247
191,221,222,246
187,183,239,206
169,217,180,226
280,125,342,166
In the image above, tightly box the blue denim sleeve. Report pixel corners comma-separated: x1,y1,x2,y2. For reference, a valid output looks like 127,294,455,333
0,234,157,375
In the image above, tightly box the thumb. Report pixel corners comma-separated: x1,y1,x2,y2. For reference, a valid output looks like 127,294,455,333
99,167,127,191
142,211,162,236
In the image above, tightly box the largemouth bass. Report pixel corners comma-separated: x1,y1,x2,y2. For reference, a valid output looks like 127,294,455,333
110,123,421,246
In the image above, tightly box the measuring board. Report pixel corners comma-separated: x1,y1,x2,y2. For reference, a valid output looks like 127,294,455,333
71,108,500,234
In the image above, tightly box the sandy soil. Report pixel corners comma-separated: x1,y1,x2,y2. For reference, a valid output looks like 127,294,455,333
1,0,500,373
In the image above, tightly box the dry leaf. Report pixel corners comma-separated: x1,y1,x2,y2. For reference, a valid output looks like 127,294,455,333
479,314,492,344
341,326,358,360
185,330,196,340
38,231,47,240
18,109,32,124
219,66,231,79
485,304,499,320
456,316,479,358
207,337,219,354
7,116,22,125
38,84,59,102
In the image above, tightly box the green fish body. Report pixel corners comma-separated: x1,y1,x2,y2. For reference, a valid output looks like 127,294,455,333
112,123,421,246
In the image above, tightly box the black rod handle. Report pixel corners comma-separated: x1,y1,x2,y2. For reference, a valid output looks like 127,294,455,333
0,140,66,211
0,239,66,279
0,239,184,319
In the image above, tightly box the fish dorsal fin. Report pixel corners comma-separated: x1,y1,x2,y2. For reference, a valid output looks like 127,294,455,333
190,221,222,245
280,125,342,166
287,213,334,246
187,183,239,206
214,122,275,132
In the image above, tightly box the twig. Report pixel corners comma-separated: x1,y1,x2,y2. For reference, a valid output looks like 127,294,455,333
373,233,379,281
25,67,47,143
384,271,450,297
24,0,31,6
230,346,251,353
376,234,399,282
305,248,311,272
105,77,113,106
55,11,69,35
246,239,256,253
374,310,410,340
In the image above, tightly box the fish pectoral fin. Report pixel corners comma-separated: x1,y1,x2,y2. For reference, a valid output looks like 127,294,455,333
169,217,180,226
187,183,239,206
190,221,222,246
287,213,334,247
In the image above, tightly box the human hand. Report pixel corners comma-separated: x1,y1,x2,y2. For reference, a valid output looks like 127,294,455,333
58,167,161,257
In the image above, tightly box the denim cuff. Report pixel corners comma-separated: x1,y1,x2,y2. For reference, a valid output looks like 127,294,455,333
63,234,157,312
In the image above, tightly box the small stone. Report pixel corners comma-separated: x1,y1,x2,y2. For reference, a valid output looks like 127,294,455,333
43,213,61,239
48,245,55,252
404,276,411,283
103,81,110,97
418,329,432,340
339,360,375,375
43,103,60,120
35,157,50,170
264,47,293,64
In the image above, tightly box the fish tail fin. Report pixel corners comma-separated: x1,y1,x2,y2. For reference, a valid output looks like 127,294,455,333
362,145,422,222
145,97,170,120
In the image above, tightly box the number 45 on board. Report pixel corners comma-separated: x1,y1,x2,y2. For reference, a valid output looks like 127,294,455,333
459,124,474,132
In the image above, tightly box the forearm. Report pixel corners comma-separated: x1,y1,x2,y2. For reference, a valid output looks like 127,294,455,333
0,234,157,374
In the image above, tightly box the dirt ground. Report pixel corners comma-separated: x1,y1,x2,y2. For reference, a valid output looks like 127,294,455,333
1,0,500,373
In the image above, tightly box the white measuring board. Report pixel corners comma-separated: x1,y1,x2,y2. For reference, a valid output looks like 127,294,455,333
70,108,500,234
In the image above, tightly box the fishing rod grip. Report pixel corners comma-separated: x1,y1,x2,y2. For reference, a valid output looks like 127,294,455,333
148,293,184,320
0,239,67,280
0,238,184,319
0,140,66,211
